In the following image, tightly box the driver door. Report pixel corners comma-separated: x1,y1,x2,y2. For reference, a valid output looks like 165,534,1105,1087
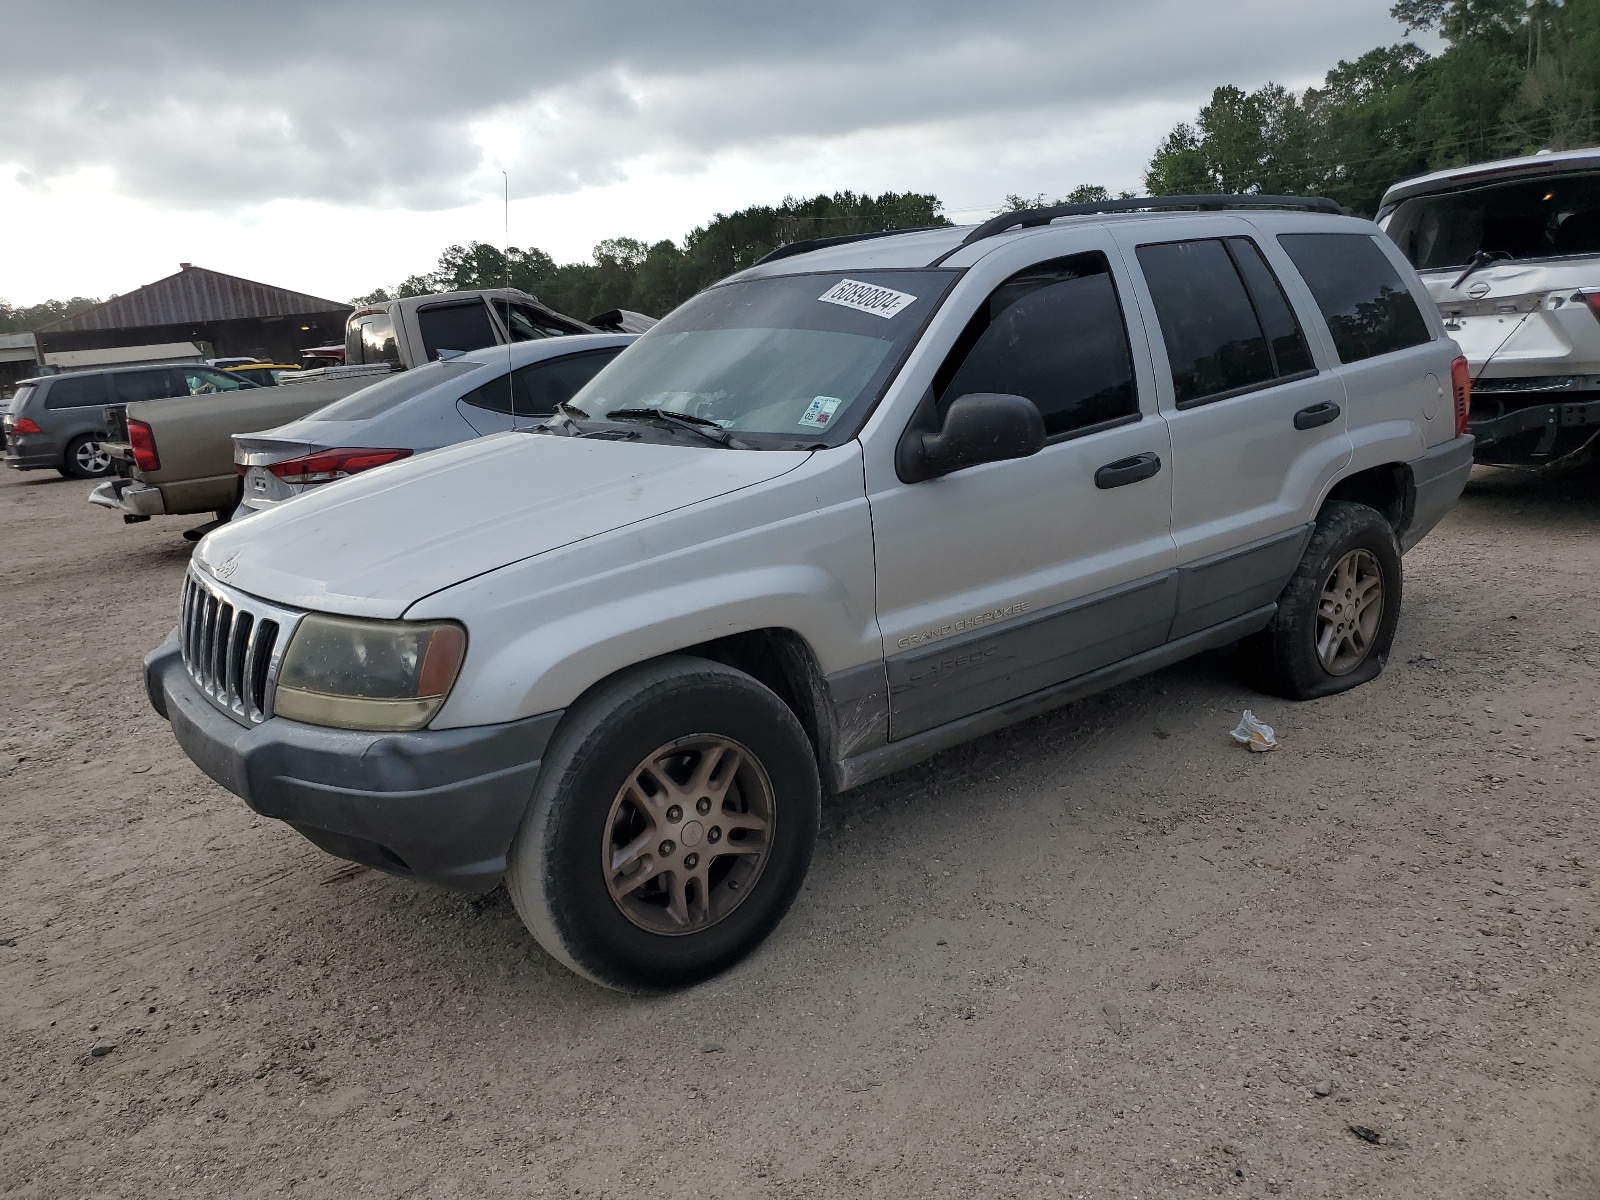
866,239,1178,740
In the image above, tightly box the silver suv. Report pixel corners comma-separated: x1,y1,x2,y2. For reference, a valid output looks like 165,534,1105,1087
1380,147,1600,468
145,196,1473,991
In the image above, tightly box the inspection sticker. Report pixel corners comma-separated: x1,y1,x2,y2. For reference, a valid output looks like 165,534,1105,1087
818,278,917,319
799,396,843,428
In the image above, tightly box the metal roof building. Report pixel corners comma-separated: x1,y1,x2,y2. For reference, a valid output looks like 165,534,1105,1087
35,264,352,366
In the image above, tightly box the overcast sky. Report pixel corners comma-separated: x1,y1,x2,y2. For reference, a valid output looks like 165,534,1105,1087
0,0,1424,306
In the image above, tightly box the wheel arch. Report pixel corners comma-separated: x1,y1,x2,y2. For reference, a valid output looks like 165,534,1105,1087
1321,461,1413,536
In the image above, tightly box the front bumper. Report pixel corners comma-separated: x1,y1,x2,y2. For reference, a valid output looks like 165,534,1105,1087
1401,434,1475,552
145,632,561,893
90,477,166,516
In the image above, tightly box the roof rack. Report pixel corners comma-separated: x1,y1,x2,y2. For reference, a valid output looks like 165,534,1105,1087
752,225,947,267
933,194,1345,264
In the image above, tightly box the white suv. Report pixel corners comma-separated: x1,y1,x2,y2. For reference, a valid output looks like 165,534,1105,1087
145,196,1473,991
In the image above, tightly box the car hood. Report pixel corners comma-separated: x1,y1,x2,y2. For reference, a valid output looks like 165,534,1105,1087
194,433,811,618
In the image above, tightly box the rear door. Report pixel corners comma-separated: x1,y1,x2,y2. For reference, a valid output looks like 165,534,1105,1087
1115,223,1352,636
1276,232,1446,463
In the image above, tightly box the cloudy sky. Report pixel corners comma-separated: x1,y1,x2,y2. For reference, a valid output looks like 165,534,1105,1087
0,0,1424,306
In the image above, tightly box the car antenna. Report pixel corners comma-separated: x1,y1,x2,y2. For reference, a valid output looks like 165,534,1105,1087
504,169,515,429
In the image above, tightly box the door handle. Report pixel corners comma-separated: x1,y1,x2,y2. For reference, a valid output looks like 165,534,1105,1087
1095,452,1161,490
1294,401,1341,430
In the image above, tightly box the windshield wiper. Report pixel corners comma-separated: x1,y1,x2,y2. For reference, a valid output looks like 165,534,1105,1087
1451,249,1511,290
529,400,590,436
604,407,750,448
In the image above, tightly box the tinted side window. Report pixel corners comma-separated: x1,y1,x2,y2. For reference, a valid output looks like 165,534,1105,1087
1277,233,1432,363
418,301,497,361
44,374,108,409
461,349,623,417
934,252,1138,438
1138,239,1275,405
182,367,247,394
1225,238,1314,376
111,369,184,403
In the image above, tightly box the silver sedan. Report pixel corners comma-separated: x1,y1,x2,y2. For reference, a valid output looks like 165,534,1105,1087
233,333,634,516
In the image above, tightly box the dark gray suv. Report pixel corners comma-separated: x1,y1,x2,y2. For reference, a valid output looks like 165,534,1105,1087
3,364,253,479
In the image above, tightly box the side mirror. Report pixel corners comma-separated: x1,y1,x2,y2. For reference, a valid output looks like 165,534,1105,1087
897,392,1046,483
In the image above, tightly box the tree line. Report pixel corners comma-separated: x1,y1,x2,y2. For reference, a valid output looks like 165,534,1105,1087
6,1,1597,328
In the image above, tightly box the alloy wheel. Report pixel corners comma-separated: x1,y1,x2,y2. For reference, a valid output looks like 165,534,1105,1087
1316,548,1384,675
76,440,111,474
602,735,774,935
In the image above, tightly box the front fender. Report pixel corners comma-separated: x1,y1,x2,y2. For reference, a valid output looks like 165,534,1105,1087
410,445,881,728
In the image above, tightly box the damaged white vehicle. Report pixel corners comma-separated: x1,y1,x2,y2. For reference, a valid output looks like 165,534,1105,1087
1381,147,1600,469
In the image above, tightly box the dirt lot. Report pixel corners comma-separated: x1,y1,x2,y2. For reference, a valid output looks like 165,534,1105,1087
1,462,1597,1200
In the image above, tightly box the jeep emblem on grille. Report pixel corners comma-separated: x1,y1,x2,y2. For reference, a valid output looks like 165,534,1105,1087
213,553,239,581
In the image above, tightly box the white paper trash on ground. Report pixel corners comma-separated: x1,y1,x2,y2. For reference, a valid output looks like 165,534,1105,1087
1229,710,1280,753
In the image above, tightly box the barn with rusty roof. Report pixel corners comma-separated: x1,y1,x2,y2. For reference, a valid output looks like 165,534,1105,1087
34,264,351,366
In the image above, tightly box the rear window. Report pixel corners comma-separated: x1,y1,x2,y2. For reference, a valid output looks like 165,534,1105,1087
44,374,108,409
346,313,400,367
309,360,478,422
1383,170,1600,269
418,300,497,361
1278,233,1432,364
460,348,623,417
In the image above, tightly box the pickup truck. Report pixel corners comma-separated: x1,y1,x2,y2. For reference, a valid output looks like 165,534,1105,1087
92,288,603,527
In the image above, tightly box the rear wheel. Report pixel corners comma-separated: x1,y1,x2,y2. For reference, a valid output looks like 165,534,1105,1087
63,435,113,479
1242,501,1402,700
506,657,820,992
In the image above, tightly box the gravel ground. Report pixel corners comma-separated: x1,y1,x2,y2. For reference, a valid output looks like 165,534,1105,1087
1,462,1597,1199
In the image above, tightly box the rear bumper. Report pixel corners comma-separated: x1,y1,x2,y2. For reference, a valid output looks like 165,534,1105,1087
90,477,167,515
4,435,61,470
1401,434,1475,552
1469,395,1600,468
145,632,561,893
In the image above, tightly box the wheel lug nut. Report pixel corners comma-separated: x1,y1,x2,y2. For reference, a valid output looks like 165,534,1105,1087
684,853,699,869
708,827,721,843
696,797,712,815
666,805,682,822
659,840,675,857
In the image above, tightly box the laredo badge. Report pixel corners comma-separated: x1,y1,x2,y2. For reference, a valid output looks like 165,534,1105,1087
818,278,917,319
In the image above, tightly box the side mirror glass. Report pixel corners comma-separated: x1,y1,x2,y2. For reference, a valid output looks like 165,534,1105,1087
897,392,1046,483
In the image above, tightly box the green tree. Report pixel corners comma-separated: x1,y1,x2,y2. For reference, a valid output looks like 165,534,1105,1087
0,296,102,333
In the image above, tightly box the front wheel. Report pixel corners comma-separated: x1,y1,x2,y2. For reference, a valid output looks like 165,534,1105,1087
1242,501,1402,700
506,657,820,992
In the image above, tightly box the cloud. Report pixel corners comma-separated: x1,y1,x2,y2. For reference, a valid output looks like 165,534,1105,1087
0,0,1413,213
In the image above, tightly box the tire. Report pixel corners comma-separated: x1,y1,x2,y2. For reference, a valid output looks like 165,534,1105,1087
63,434,113,479
506,656,821,992
1242,501,1403,701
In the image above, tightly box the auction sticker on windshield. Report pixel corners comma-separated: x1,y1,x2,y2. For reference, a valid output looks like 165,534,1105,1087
818,278,917,319
799,396,843,428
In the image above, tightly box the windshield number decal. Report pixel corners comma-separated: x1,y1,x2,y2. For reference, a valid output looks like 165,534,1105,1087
798,396,842,428
818,278,917,319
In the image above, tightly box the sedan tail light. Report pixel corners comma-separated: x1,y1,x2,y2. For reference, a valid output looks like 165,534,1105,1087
8,416,41,435
1449,356,1472,438
1580,291,1600,321
266,447,412,485
128,419,161,472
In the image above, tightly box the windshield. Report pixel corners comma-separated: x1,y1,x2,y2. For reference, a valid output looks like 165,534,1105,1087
565,269,958,447
309,360,478,422
1384,170,1600,270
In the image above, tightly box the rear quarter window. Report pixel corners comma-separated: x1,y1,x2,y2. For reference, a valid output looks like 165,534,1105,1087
44,374,109,409
1277,233,1432,364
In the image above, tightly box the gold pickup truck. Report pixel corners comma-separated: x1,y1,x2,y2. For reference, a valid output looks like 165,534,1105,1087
92,288,601,530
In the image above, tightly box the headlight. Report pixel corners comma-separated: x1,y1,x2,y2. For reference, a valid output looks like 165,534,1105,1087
274,615,466,732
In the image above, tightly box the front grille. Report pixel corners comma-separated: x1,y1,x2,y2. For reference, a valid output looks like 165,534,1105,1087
179,567,304,725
